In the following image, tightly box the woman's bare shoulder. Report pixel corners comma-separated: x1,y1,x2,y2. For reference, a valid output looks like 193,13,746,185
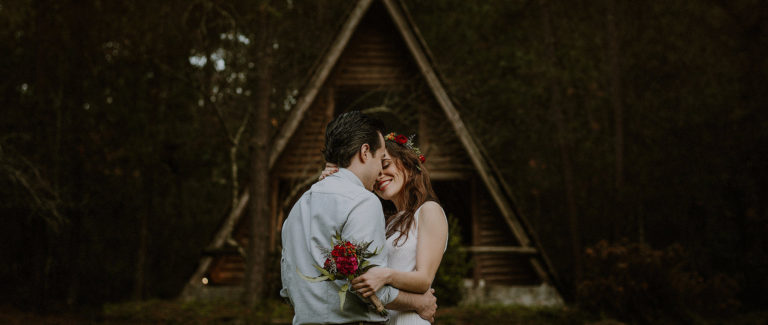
419,201,447,223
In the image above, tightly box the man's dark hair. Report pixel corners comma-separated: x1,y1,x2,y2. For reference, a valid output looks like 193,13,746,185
322,111,385,168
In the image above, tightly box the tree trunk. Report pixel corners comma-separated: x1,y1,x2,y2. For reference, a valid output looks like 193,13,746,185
605,0,633,243
62,0,90,306
66,157,84,306
243,4,272,305
133,150,154,300
66,213,81,306
132,185,150,300
540,0,582,281
133,208,149,300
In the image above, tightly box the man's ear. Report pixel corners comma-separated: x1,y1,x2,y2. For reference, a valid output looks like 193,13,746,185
358,143,370,163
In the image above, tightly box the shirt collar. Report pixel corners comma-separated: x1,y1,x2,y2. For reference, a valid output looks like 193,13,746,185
332,167,365,189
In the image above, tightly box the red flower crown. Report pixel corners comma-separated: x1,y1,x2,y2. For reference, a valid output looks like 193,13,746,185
384,132,426,163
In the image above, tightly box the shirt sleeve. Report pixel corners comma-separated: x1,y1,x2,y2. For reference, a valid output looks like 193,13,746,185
342,193,400,305
279,253,290,300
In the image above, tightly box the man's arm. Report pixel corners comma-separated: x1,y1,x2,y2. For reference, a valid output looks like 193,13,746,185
341,193,399,305
386,289,437,322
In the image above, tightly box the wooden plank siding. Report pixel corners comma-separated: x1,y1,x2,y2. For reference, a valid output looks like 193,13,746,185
419,101,474,174
475,254,539,285
472,184,540,285
476,185,519,247
209,255,245,285
273,92,333,178
208,204,259,285
333,2,418,89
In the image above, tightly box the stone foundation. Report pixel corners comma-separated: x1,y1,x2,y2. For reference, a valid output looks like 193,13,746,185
460,280,564,307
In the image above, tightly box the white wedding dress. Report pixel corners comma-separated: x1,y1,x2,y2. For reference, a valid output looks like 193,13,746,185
385,202,446,325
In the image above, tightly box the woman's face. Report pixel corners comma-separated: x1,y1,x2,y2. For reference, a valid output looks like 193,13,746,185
374,156,407,201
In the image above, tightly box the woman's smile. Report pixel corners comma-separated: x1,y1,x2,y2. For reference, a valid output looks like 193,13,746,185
377,179,392,191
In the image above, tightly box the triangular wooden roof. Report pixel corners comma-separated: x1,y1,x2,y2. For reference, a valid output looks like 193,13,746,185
183,0,561,299
269,0,560,288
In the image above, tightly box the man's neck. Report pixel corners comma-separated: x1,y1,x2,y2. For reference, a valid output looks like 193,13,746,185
345,163,369,191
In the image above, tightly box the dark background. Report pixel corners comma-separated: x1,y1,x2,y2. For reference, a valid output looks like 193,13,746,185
1,0,766,320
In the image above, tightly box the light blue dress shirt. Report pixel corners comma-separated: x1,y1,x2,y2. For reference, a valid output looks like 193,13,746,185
281,168,399,325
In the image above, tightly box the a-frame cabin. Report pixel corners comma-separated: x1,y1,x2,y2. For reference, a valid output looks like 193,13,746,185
181,0,562,306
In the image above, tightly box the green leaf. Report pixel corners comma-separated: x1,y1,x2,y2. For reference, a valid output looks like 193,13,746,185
339,283,349,310
359,241,372,252
296,267,329,282
361,263,378,273
313,263,331,277
360,260,370,269
334,230,342,243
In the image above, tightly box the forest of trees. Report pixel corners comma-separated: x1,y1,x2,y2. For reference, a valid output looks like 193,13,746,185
1,0,766,321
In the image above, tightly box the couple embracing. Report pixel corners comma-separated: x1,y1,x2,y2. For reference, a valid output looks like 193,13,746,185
280,111,449,325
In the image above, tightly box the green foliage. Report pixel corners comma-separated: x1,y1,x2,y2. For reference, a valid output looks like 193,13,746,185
1,0,767,315
432,214,471,307
578,240,741,323
102,299,293,324
7,300,768,324
0,0,351,307
435,305,591,325
406,0,768,310
435,305,768,325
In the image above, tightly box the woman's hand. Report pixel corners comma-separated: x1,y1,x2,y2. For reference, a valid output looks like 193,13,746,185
318,163,339,181
351,267,391,298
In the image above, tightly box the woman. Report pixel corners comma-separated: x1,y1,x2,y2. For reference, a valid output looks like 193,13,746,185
321,132,449,325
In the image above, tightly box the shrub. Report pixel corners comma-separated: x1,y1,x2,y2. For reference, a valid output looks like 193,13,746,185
432,214,472,306
577,240,740,323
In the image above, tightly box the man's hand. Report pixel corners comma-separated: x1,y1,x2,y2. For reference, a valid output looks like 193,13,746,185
384,287,438,323
416,288,437,323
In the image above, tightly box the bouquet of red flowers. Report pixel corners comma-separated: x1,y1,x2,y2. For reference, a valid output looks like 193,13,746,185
297,230,386,314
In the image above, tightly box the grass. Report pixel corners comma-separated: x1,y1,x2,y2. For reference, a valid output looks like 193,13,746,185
102,299,293,324
2,300,766,324
435,305,597,325
102,301,601,324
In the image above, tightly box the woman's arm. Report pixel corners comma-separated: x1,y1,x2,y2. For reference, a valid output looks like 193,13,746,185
388,201,449,293
352,201,449,297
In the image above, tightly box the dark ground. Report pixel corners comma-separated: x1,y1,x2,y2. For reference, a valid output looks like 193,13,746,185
2,301,767,325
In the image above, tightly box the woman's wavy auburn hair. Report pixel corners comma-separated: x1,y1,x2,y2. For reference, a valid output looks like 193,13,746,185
383,140,439,246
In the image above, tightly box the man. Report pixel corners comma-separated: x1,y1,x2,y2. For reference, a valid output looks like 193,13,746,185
281,111,437,325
